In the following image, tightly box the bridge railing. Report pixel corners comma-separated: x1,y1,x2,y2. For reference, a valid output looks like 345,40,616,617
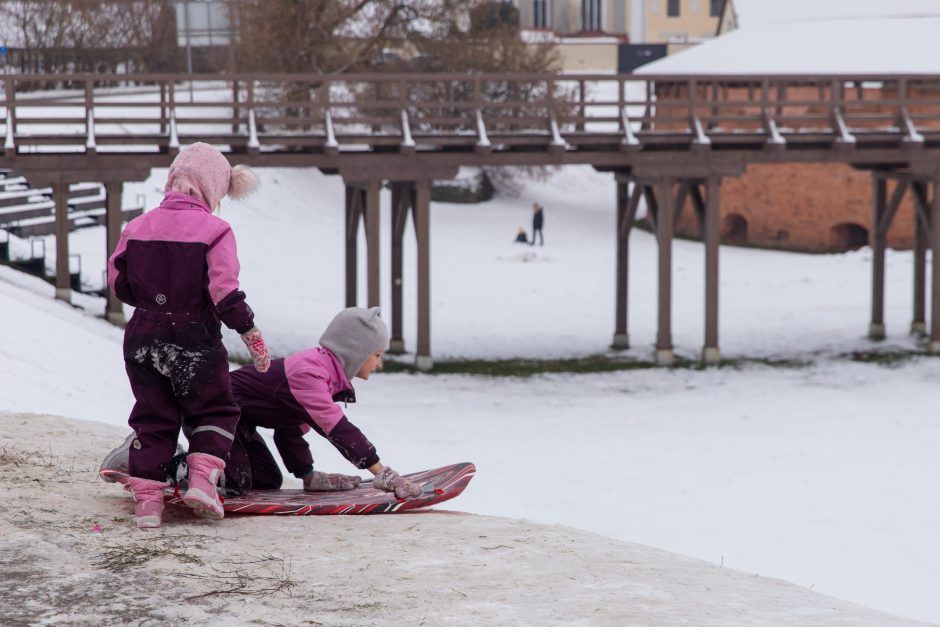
2,73,939,155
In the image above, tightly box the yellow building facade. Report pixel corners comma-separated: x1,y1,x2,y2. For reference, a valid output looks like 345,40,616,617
514,0,723,71
515,0,723,44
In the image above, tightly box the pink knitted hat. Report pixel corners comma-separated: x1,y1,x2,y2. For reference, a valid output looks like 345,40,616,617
164,142,259,210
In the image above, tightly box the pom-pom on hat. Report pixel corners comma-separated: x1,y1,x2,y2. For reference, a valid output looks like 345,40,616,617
165,142,259,210
319,307,389,380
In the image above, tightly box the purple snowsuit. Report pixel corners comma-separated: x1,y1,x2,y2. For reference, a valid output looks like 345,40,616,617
225,347,379,494
108,191,255,481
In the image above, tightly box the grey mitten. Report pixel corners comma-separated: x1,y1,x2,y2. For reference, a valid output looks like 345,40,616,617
372,466,422,499
303,470,361,491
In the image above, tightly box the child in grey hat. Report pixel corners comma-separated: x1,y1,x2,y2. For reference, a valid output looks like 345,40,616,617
223,306,421,498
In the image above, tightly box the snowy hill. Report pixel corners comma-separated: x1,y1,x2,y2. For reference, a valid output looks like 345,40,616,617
3,165,940,623
0,413,925,626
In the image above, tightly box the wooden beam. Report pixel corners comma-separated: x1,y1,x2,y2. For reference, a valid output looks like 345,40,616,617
344,186,362,308
674,180,690,225
870,175,888,339
53,182,71,303
912,181,928,335
689,182,706,237
643,185,659,232
613,179,640,349
930,176,940,353
365,179,381,308
703,176,721,363
389,182,412,354
414,179,432,371
878,178,909,235
104,181,125,325
654,178,675,366
911,182,932,238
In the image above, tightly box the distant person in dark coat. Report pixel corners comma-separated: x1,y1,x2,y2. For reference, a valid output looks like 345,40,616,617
514,226,528,243
530,202,544,246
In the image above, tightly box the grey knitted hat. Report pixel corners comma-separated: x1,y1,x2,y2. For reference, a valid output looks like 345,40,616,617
319,307,389,380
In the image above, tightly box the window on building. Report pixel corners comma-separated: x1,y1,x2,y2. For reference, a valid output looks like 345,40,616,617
668,0,680,17
710,0,723,17
533,0,550,28
582,0,602,31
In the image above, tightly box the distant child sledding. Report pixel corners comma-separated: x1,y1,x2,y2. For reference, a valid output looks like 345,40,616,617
107,142,269,529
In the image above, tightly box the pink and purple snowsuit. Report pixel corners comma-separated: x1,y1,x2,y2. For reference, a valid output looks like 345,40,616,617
224,347,379,494
108,191,255,482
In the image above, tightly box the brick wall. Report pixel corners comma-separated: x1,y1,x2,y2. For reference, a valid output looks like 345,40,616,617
674,163,917,253
660,82,921,252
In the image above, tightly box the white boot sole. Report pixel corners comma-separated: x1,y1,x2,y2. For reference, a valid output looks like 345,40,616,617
182,487,224,519
136,515,162,528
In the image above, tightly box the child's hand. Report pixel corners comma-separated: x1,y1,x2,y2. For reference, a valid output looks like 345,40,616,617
241,327,270,373
303,470,361,491
372,466,422,499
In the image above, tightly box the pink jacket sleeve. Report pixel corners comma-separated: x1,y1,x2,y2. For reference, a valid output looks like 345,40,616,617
206,225,255,333
107,224,135,305
287,369,346,435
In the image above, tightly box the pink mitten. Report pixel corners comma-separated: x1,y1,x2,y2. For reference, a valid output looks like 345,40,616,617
303,470,361,491
372,466,422,499
241,327,270,373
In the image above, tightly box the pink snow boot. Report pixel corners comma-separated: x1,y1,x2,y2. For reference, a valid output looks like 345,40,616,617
128,476,170,529
182,452,226,519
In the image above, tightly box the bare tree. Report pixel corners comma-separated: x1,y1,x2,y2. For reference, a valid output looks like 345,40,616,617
231,0,427,74
0,0,179,79
409,0,559,74
230,0,558,75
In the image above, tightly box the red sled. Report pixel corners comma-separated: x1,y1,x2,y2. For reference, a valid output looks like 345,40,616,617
101,462,475,515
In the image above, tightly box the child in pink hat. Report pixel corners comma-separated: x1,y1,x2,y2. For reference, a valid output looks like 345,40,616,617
108,142,270,528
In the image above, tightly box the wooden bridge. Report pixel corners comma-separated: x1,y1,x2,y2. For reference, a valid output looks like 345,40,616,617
3,72,940,367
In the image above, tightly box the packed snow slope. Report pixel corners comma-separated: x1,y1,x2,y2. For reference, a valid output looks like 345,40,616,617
0,413,924,626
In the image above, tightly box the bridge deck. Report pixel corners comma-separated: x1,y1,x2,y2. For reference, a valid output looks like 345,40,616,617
2,72,939,179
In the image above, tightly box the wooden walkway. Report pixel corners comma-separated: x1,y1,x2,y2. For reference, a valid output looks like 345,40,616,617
3,72,940,366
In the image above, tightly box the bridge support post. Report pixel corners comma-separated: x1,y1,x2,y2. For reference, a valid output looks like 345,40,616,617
702,175,721,364
930,176,940,353
612,176,639,350
344,180,381,309
388,182,413,354
53,182,71,304
414,179,432,371
344,185,363,308
104,181,125,325
364,180,381,309
870,175,888,340
912,181,928,336
654,178,675,366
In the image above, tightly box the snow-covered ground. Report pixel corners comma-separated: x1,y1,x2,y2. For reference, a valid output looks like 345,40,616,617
4,414,918,627
3,161,939,623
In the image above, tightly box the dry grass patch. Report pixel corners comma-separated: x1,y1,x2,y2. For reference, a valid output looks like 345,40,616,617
0,444,56,468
